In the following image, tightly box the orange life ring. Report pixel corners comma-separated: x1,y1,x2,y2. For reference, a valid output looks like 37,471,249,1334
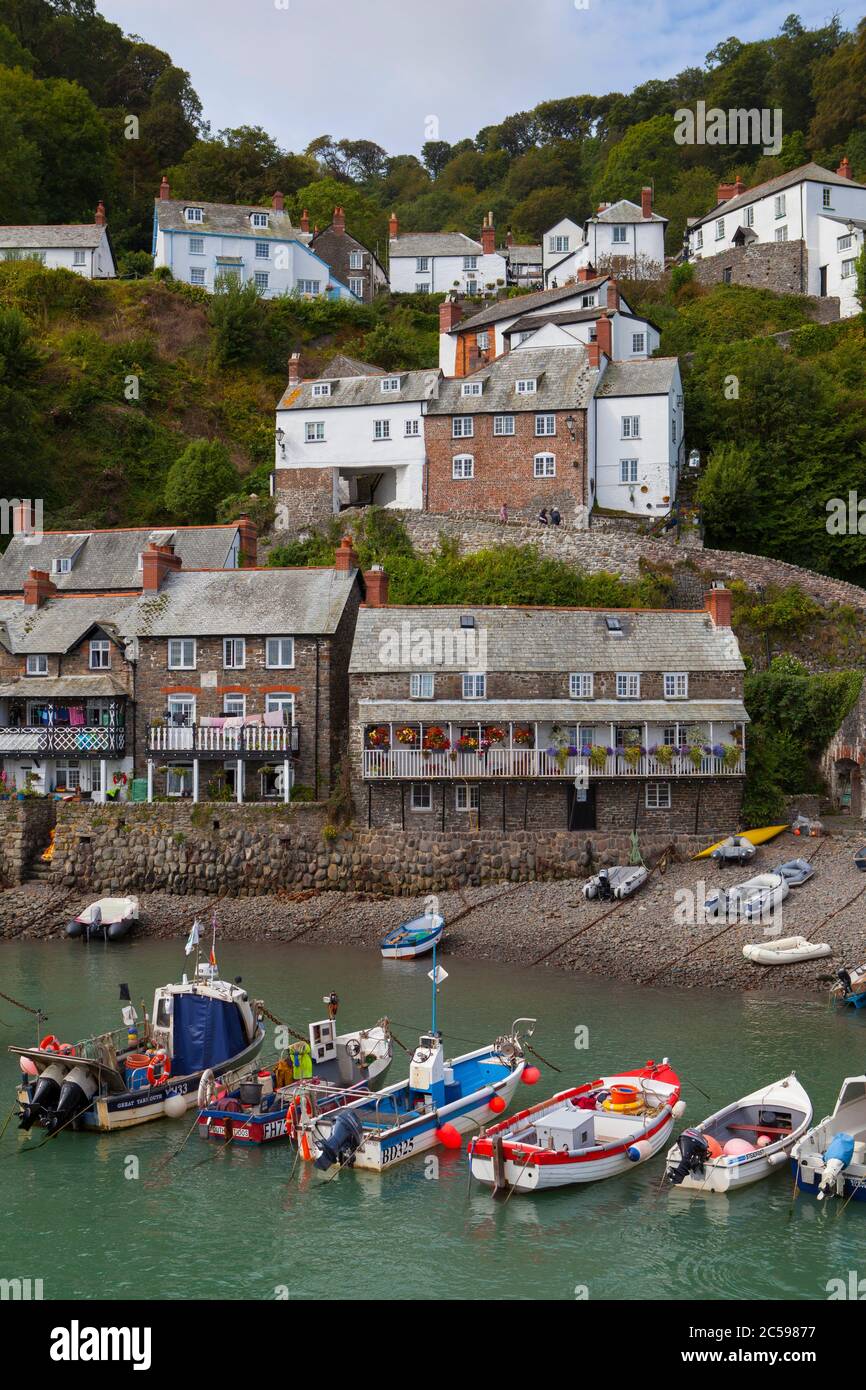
610,1084,640,1107
39,1035,61,1052
147,1052,171,1086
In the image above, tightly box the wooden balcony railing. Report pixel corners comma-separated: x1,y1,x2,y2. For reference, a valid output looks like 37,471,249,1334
147,724,299,758
0,726,126,756
362,747,744,780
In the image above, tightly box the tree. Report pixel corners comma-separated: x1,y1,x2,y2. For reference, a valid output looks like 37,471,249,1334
810,18,866,148
421,140,452,177
593,114,680,206
163,439,238,523
207,277,263,367
508,185,577,242
292,176,388,252
170,125,316,205
0,65,110,222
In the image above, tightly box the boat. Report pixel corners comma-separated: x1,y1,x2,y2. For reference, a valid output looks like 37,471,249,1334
66,897,139,942
693,825,787,860
381,912,444,959
772,858,815,887
792,1075,866,1202
830,963,866,1009
582,865,648,900
295,1019,535,1172
854,848,866,873
665,1074,811,1193
198,1014,393,1145
742,935,831,966
12,958,265,1133
467,1059,683,1194
704,871,788,922
708,835,758,865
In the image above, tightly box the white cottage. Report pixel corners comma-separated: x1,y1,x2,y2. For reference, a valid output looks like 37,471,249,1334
388,212,507,295
592,354,683,515
545,191,667,285
0,204,117,278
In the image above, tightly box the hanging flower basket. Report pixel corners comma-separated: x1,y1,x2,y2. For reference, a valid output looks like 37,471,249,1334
655,744,675,767
484,726,506,744
589,745,608,770
688,744,705,769
367,726,390,749
423,726,449,751
722,743,742,770
457,735,478,752
513,726,533,746
396,726,419,745
623,744,642,769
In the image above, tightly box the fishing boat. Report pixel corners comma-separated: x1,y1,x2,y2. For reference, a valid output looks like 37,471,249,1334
704,871,788,922
693,825,787,860
467,1060,683,1194
198,1014,393,1145
381,912,444,959
772,858,815,887
792,1076,866,1202
582,865,648,900
830,963,866,1009
854,848,866,873
742,936,831,966
12,929,265,1132
665,1074,811,1193
66,897,139,943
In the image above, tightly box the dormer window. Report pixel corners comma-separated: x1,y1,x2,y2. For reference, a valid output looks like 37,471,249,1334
51,557,72,575
251,212,269,228
312,382,332,397
605,616,623,634
380,376,402,394
26,654,48,676
185,207,203,223
461,381,483,396
516,378,537,395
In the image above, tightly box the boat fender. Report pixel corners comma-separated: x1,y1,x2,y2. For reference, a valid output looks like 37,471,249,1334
672,1100,687,1119
39,1035,61,1053
767,1150,787,1167
627,1139,653,1163
197,1069,217,1110
818,1133,855,1199
164,1093,186,1119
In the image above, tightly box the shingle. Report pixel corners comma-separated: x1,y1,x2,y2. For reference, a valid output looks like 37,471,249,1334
0,596,131,653
0,526,242,593
590,199,667,225
322,355,386,378
112,569,357,637
595,358,678,397
691,162,866,231
454,278,609,333
155,198,302,242
389,232,484,258
0,225,105,248
426,346,597,415
278,369,441,411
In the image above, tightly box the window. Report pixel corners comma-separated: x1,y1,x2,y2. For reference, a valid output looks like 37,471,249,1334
73,249,87,266
223,694,246,717
416,257,429,273
744,206,755,228
569,673,594,699
838,234,853,252
89,639,111,670
373,419,391,440
461,381,483,396
415,282,430,293
51,557,72,575
168,638,196,669
189,236,204,255
185,207,203,223
26,654,48,676
349,251,363,269
581,294,596,308
823,188,833,208
297,279,320,295
255,241,270,259
380,377,401,393
190,267,206,286
305,421,325,442
266,637,294,669
463,256,478,270
456,784,480,812
533,453,555,477
255,272,269,292
535,414,556,437
632,333,645,353
452,416,474,438
223,638,246,670
405,418,420,436
516,378,537,395
493,414,515,436
265,692,294,723
167,765,193,797
715,219,725,241
55,760,81,791
452,455,474,479
251,212,269,228
620,457,639,484
842,258,856,279
616,672,640,698
774,194,786,219
695,229,703,250
605,616,623,633
465,280,478,295
348,278,364,297
312,382,331,398
410,673,434,699
612,225,627,243
664,672,688,698
549,235,569,253
477,331,489,350
646,782,671,810
621,415,640,439
462,672,486,699
410,783,432,811
774,226,788,243
167,695,195,728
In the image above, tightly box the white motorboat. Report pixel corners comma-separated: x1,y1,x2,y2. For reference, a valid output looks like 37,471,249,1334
380,913,444,959
704,872,788,922
742,935,831,965
665,1074,811,1193
66,896,140,942
792,1075,866,1202
582,865,648,900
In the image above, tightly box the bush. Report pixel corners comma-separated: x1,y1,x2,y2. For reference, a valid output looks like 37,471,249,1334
164,439,239,523
208,277,264,366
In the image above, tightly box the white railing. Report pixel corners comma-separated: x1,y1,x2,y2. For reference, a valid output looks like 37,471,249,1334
0,725,125,754
362,748,744,780
148,725,296,755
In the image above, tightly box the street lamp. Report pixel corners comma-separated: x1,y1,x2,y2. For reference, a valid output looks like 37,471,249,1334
275,427,285,456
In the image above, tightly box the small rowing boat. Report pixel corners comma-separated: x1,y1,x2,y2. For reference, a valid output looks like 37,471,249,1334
582,865,648,900
693,825,787,860
792,1075,866,1202
704,871,788,922
665,1074,811,1193
468,1059,683,1194
381,912,444,959
742,935,831,966
772,858,815,887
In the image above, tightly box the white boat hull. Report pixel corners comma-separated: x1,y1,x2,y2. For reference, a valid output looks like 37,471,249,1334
471,1114,674,1191
665,1073,811,1192
743,936,831,965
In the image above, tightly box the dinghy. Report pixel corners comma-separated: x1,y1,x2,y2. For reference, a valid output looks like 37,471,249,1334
742,935,831,966
830,963,866,1009
792,1076,866,1202
694,825,787,860
854,848,866,873
468,1059,683,1194
665,1074,811,1193
709,835,758,865
704,871,788,922
772,858,815,887
582,865,648,900
381,912,444,959
66,897,139,942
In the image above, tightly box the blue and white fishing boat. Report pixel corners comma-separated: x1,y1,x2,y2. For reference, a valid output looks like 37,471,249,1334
792,1076,866,1202
830,962,866,1009
381,912,444,959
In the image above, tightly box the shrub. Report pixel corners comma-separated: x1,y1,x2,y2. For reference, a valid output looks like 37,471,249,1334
164,438,239,523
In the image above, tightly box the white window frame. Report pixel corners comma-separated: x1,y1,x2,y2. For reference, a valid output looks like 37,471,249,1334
774,194,786,219
410,672,434,699
415,282,430,293
620,459,638,483
190,267,206,286
189,236,204,255
348,278,364,297
416,257,429,273
533,453,555,477
452,416,474,438
664,672,688,698
51,557,72,575
168,638,196,670
254,272,269,292
452,455,474,479
516,378,537,395
167,764,194,797
621,415,640,439
569,672,594,699
695,228,703,250
312,382,331,398
380,376,401,394
463,255,478,271
535,413,556,437
838,234,853,252
823,188,833,209
744,205,754,228
348,250,363,270
255,241,270,259
223,637,246,670
374,419,391,440
55,759,81,790
89,638,111,670
265,692,294,723
223,693,246,717
305,421,325,443
410,782,432,811
185,207,203,223
455,783,480,812
251,212,269,229
404,418,420,437
714,219,725,241
611,225,627,244
549,235,569,253
266,637,295,669
646,782,672,810
842,258,856,279
775,226,788,243
297,279,320,295
462,672,486,699
616,672,640,699
632,333,645,353
476,331,489,350
25,654,48,676
461,381,483,396
493,414,515,436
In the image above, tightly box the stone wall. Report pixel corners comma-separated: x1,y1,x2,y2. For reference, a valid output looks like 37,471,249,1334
0,799,56,886
274,467,335,534
689,241,841,322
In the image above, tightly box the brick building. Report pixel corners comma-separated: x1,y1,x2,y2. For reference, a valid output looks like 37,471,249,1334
310,206,388,303
349,584,747,833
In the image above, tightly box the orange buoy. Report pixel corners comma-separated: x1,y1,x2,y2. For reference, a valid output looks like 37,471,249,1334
610,1084,640,1107
436,1123,462,1149
522,1066,541,1085
489,1094,506,1113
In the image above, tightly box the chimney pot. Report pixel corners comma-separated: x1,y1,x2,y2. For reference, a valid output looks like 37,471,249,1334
480,212,496,256
23,568,57,609
333,205,346,232
364,566,389,607
705,586,733,628
159,175,170,201
837,156,852,180
288,352,301,386
300,208,310,234
335,533,359,574
389,211,399,239
94,200,107,226
577,264,596,283
272,190,285,212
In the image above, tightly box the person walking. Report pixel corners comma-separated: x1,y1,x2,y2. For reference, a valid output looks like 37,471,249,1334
538,507,549,525
499,502,508,524
550,506,561,526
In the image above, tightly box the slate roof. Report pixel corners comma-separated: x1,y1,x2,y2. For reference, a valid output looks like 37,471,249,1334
689,163,866,232
114,569,358,638
0,675,128,699
504,244,543,264
350,606,743,673
0,225,106,248
320,355,385,378
389,232,484,258
155,198,302,242
819,214,866,231
0,595,131,654
278,369,441,411
595,357,679,398
0,526,243,593
357,698,749,724
426,347,597,416
589,199,667,225
504,307,603,335
452,278,609,333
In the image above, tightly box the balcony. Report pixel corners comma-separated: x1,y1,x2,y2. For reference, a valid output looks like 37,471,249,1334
0,725,126,757
147,723,299,758
362,746,743,780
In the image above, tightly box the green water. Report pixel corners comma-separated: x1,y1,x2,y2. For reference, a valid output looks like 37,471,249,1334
2,940,865,1302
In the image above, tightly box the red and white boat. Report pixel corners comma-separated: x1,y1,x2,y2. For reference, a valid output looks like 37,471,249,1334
468,1059,684,1194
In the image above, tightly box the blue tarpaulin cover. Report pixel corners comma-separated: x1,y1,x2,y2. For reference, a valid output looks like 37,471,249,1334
171,992,246,1077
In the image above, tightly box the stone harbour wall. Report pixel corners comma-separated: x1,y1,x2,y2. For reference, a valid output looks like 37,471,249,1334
0,799,56,886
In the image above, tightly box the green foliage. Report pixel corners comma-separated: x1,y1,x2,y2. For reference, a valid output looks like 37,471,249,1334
208,277,265,366
163,439,239,523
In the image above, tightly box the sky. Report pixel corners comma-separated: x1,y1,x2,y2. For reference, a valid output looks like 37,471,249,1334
96,0,858,156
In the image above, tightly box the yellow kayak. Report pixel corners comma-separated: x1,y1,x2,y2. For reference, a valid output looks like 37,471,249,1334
693,825,789,860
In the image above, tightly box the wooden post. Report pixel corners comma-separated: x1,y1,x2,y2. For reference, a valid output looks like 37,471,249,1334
146,759,153,804
400,782,405,831
491,1134,508,1196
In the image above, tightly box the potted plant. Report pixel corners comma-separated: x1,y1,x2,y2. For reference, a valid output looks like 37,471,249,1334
395,726,418,746
513,726,533,747
457,734,478,752
423,726,449,751
589,745,608,771
367,725,390,749
688,744,705,769
484,726,505,744
655,743,675,767
623,744,642,769
722,743,742,770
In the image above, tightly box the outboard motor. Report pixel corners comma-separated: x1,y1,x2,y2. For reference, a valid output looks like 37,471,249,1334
596,870,614,902
668,1128,710,1185
18,1063,65,1131
314,1110,364,1171
837,968,853,995
818,1132,855,1200
45,1066,97,1133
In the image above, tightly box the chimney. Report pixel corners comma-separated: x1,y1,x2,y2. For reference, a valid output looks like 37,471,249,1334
595,311,612,360
141,542,182,594
287,352,301,386
389,211,399,239
733,176,746,196
13,500,37,536
272,190,285,212
159,175,170,201
480,211,496,255
640,187,652,219
506,228,514,248
23,568,57,609
717,178,744,204
334,533,359,575
439,296,463,333
235,514,257,567
333,205,346,233
577,264,596,283
94,200,107,226
597,202,609,214
705,584,733,629
586,342,601,369
300,208,310,234
364,565,389,607
837,156,852,180
606,277,620,313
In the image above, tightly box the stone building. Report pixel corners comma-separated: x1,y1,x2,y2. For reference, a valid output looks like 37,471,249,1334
348,583,747,833
310,206,388,303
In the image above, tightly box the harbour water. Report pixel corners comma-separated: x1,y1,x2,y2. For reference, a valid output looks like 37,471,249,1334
2,940,864,1301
